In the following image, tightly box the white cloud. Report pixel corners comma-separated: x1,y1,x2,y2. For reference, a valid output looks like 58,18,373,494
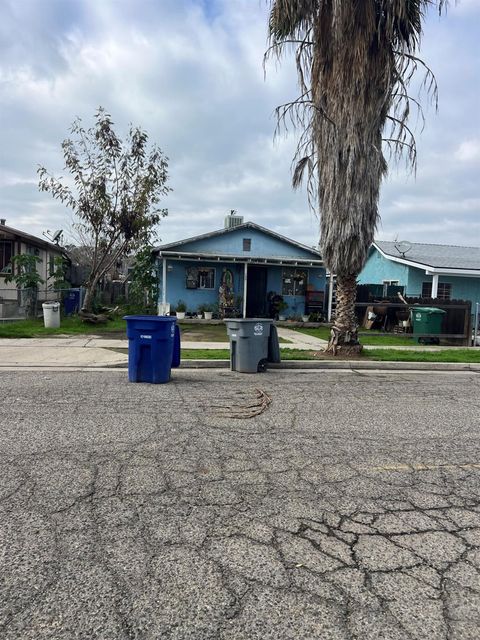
454,139,480,163
0,0,478,249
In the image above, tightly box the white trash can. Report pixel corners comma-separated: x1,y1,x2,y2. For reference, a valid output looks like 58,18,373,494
42,302,61,328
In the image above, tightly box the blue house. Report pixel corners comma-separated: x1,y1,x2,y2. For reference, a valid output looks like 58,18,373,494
153,214,326,318
359,241,480,305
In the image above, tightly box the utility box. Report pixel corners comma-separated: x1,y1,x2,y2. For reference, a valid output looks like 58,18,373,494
411,307,446,345
225,319,279,373
124,315,180,383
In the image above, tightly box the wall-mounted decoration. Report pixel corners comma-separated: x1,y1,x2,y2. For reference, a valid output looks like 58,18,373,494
186,266,198,289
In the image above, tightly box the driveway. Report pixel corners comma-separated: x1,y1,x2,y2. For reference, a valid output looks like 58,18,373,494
1,369,479,639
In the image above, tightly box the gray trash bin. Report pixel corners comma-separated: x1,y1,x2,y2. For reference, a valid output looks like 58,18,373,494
225,319,278,373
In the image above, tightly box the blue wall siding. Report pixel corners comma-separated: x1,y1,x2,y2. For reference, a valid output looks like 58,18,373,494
158,259,327,317
359,249,480,304
158,259,244,312
266,266,326,316
407,268,480,303
358,249,409,285
170,227,319,260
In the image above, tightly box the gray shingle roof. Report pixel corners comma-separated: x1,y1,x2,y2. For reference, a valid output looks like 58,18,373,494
375,241,480,271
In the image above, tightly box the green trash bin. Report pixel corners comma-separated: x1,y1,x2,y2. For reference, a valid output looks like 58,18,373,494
411,307,446,345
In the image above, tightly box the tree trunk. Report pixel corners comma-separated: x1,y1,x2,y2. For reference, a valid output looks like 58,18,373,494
325,274,362,356
82,281,98,313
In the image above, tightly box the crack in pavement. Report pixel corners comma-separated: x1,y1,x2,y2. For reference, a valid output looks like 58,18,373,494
0,369,479,639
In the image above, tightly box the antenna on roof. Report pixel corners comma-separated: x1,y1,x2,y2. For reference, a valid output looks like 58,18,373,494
43,229,63,245
394,240,412,258
52,230,63,244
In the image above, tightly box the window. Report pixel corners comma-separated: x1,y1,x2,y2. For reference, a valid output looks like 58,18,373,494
26,245,40,257
49,254,55,277
185,266,215,289
282,268,307,296
0,241,12,273
243,238,251,251
422,281,452,300
198,268,215,289
382,279,399,296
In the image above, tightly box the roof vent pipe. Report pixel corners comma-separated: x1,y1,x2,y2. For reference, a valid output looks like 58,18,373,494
0,219,6,226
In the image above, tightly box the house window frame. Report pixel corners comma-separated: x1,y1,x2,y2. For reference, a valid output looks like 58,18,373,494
186,266,216,290
198,267,215,290
422,281,452,300
382,279,399,296
282,267,308,296
243,238,251,252
0,240,13,275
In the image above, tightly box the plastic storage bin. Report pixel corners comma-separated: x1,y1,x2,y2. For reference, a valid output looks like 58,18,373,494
42,302,60,329
64,289,81,316
124,315,180,383
411,307,446,345
225,319,279,373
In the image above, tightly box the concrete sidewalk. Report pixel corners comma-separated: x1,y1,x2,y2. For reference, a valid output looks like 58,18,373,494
0,329,475,369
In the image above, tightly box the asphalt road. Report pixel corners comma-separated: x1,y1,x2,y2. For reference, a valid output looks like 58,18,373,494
1,369,479,639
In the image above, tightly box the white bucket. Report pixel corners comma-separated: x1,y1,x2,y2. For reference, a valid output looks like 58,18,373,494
42,302,61,328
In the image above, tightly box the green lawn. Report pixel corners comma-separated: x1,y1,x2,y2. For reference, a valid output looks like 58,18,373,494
181,347,480,362
367,349,480,363
295,326,415,346
0,317,290,342
105,345,479,363
0,316,127,338
179,348,321,360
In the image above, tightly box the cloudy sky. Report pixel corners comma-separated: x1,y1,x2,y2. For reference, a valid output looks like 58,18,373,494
1,0,479,249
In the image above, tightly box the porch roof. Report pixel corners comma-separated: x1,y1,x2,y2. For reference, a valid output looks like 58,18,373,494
156,249,323,268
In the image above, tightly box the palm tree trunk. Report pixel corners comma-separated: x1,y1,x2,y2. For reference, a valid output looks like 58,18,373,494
326,274,362,356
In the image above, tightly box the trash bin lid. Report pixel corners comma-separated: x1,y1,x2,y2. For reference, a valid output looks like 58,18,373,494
42,302,60,309
412,307,446,315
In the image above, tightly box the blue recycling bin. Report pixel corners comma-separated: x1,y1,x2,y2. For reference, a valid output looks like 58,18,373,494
124,315,181,384
64,288,81,315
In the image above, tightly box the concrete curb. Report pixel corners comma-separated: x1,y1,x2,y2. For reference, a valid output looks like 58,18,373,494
176,360,480,372
0,360,478,372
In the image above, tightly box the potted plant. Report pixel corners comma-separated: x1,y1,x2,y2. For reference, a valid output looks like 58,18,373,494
302,314,309,323
176,300,187,320
198,303,214,320
277,300,288,321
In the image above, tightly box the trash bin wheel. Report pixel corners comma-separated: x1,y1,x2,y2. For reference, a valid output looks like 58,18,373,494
257,358,268,373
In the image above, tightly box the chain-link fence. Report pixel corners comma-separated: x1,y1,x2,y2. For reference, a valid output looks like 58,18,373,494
0,288,85,319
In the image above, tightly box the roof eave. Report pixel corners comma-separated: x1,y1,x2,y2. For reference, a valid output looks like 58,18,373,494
154,221,322,260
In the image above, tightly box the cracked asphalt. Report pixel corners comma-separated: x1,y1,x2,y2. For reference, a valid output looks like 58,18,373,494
1,368,479,639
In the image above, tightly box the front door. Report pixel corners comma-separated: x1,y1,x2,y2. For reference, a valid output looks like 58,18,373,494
246,266,267,317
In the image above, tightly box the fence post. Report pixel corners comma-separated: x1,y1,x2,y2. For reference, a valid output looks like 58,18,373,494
474,302,479,347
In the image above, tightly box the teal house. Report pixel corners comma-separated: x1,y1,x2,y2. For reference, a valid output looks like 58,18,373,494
358,241,480,305
152,214,326,318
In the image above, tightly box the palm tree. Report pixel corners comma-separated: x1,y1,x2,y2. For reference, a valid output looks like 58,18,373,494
267,0,446,354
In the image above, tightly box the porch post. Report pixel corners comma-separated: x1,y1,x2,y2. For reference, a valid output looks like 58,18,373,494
162,257,167,306
431,274,439,299
243,262,248,318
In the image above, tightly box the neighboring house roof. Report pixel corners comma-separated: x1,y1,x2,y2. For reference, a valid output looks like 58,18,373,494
374,241,480,275
0,222,65,253
154,222,322,262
